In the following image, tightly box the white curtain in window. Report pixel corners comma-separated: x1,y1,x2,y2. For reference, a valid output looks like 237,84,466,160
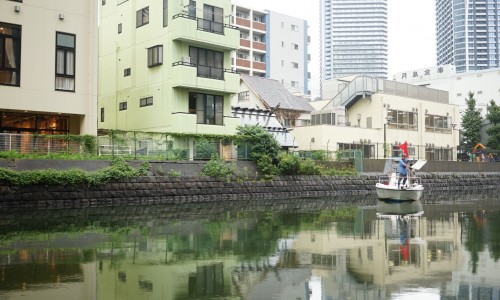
66,51,74,75
56,50,65,74
56,77,75,91
5,38,17,84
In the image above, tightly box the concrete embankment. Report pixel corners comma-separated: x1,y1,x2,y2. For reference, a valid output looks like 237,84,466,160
1,173,500,211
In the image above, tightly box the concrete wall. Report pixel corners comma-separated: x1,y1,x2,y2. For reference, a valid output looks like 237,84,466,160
2,173,500,211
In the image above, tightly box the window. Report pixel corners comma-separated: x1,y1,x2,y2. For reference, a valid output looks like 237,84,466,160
291,62,299,68
291,24,299,31
124,68,131,76
189,92,223,125
102,0,105,5
118,23,122,34
238,91,249,102
200,4,223,34
188,0,196,18
119,102,127,111
147,45,163,67
425,114,451,133
55,32,75,91
140,97,153,107
291,81,299,87
291,43,299,50
189,46,224,80
163,0,168,27
100,108,104,122
136,7,149,28
0,22,21,86
387,109,418,131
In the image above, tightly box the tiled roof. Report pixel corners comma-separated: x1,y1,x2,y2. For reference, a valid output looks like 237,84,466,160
241,75,314,112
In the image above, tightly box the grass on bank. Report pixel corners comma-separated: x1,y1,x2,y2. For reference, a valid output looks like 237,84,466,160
0,158,150,186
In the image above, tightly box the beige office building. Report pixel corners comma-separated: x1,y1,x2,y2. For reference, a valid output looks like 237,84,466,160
0,0,98,137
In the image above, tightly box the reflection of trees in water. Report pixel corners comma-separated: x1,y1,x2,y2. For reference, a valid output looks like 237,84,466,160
463,212,486,274
488,212,500,262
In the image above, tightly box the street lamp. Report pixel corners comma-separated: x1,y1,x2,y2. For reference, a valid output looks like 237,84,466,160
384,116,393,158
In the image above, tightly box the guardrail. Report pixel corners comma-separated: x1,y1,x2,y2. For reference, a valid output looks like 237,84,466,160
0,133,80,154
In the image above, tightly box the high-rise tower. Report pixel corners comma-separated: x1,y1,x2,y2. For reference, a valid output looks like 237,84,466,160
436,0,500,73
321,0,388,84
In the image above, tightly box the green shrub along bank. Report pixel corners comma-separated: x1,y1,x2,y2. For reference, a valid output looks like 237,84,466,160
199,126,357,180
0,158,150,186
200,154,356,180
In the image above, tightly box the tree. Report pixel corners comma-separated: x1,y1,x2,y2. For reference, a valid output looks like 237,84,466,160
233,125,280,162
486,100,500,150
461,92,483,151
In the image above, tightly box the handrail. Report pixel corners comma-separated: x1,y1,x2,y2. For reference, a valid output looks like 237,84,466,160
171,13,239,33
321,75,380,110
172,61,238,74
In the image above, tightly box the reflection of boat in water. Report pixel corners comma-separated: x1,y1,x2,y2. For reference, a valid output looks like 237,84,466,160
376,199,425,270
376,199,424,218
375,159,427,201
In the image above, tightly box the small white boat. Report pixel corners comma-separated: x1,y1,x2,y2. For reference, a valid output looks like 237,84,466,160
375,159,427,202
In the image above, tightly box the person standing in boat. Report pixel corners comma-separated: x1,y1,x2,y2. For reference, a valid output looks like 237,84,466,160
398,153,410,188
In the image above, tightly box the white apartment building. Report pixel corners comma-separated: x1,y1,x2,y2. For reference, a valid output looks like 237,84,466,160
0,0,98,137
232,4,309,95
393,65,500,116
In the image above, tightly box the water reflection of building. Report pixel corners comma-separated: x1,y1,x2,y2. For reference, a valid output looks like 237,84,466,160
2,202,500,299
286,204,462,299
0,249,96,300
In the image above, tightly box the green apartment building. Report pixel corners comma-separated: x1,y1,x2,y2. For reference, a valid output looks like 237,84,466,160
99,0,240,154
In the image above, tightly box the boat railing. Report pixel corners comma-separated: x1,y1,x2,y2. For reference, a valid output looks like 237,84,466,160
378,174,422,187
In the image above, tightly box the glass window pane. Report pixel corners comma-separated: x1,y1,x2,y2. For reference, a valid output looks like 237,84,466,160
215,96,223,125
206,95,215,123
57,33,75,48
196,95,204,123
66,51,74,75
56,50,65,74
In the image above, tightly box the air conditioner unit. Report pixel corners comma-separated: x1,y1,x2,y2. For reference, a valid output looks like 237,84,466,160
183,56,191,64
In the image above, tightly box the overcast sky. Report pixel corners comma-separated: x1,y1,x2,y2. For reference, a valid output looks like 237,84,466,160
233,0,436,97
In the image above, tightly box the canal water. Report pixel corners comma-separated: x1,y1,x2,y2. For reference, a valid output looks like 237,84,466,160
1,190,500,300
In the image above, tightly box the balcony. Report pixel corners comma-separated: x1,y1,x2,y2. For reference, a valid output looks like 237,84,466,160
171,14,239,50
252,21,266,31
170,113,239,135
253,61,265,70
171,61,239,94
240,39,251,48
252,41,266,52
236,17,251,28
236,58,251,68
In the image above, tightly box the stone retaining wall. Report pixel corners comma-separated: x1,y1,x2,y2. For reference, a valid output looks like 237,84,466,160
1,173,500,211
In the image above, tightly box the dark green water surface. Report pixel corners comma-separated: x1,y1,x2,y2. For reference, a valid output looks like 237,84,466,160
1,190,500,300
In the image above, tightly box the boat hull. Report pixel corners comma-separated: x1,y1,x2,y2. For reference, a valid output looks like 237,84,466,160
375,183,423,201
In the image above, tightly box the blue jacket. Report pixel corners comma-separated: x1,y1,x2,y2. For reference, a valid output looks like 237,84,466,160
399,158,408,176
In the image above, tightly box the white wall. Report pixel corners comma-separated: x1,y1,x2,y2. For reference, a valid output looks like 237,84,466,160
266,11,308,95
0,0,98,134
394,65,500,116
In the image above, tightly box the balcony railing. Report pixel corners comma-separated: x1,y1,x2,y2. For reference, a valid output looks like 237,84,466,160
172,61,237,80
172,13,238,35
236,17,250,27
